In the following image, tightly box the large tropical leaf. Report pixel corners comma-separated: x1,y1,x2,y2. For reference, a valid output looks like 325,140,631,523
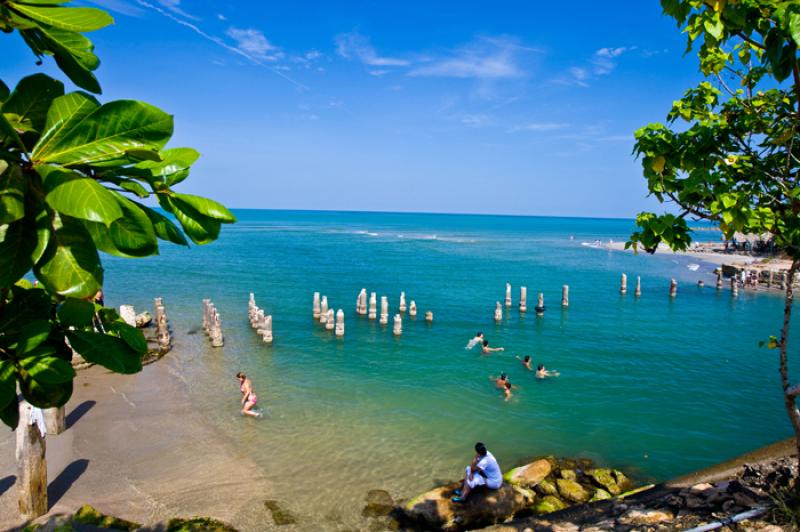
36,91,99,156
0,361,15,413
135,147,199,177
36,25,101,94
20,352,76,385
0,80,9,103
159,195,220,244
0,217,37,287
8,2,112,32
137,202,188,245
172,193,236,222
34,215,102,298
2,73,64,134
32,99,173,166
40,165,123,224
0,162,26,224
66,330,143,374
19,373,72,408
107,192,157,256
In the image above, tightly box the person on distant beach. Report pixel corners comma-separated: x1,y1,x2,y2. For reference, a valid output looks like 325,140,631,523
465,332,484,350
536,364,559,379
236,372,261,418
516,355,532,370
93,289,104,306
482,340,504,355
451,442,503,503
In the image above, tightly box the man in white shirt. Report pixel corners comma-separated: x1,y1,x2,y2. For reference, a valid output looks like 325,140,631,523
452,442,503,502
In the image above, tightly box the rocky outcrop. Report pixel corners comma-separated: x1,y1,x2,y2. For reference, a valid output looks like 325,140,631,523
399,482,535,531
503,459,552,488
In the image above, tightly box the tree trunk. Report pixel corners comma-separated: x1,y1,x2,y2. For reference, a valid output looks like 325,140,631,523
16,401,47,519
43,406,65,435
779,260,800,471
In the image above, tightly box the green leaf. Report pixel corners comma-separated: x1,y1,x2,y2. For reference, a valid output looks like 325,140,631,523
160,195,220,245
32,99,173,166
138,203,188,246
118,180,149,198
0,360,16,412
34,215,103,298
30,205,51,265
41,166,123,225
0,113,27,152
8,3,113,32
57,298,95,327
35,91,100,157
105,320,147,354
16,320,52,354
20,353,75,385
788,12,800,48
1,73,64,135
66,330,142,374
0,397,19,430
0,218,37,287
19,373,72,408
0,80,10,103
135,147,199,177
172,193,236,222
0,163,26,224
107,192,157,256
33,25,102,94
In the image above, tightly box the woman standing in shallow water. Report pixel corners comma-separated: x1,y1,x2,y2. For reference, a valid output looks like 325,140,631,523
236,372,261,418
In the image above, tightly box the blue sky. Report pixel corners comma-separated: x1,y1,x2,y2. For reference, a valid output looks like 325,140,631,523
4,1,703,217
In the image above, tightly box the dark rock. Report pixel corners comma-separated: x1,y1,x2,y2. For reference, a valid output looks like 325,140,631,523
588,468,621,496
363,489,394,517
135,311,152,328
165,517,238,531
73,504,141,530
534,494,567,514
534,478,559,496
264,500,298,525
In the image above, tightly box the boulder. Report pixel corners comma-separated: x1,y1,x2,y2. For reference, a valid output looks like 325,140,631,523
534,495,567,515
73,504,141,530
534,478,559,496
559,469,577,481
617,509,673,526
588,468,620,495
135,311,153,328
401,482,534,531
264,500,297,526
589,488,612,502
119,305,136,327
556,478,590,503
363,489,394,517
612,470,633,492
164,517,238,531
503,459,552,488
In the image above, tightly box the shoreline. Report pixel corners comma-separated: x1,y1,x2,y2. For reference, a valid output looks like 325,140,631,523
599,241,759,267
0,356,274,531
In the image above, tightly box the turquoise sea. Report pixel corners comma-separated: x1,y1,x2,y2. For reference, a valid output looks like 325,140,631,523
103,210,791,527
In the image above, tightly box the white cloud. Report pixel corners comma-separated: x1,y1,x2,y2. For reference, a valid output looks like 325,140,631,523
156,0,198,20
458,113,493,127
509,122,569,132
217,13,226,21
408,37,531,79
335,31,409,67
226,27,284,62
561,46,635,86
305,50,321,61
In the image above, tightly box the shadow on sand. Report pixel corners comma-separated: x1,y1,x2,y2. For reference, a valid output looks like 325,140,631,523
66,400,96,429
0,475,15,497
48,459,89,508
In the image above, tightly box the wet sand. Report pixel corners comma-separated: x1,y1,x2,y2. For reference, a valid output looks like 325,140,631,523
0,356,275,531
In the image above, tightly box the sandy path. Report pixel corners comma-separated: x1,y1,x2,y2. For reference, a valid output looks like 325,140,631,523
0,357,276,531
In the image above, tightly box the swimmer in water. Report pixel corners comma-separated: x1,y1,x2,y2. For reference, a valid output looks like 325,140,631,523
236,372,261,418
503,381,513,401
536,364,560,379
516,355,532,370
465,332,484,350
490,373,509,389
482,340,504,355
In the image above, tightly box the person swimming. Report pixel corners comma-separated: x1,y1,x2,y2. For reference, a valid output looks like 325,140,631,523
236,372,262,418
465,332,484,350
503,381,513,401
516,355,532,370
536,364,559,379
491,373,508,389
482,340,504,355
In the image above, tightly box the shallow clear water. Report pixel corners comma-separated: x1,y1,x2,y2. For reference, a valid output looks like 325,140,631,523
103,210,791,527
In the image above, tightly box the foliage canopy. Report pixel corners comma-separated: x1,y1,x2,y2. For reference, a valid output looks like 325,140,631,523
0,0,235,429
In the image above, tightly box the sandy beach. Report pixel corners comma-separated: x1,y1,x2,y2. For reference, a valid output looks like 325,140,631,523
600,241,760,266
0,356,276,531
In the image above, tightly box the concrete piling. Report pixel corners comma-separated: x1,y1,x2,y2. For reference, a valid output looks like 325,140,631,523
561,285,569,308
409,300,417,317
399,292,407,313
335,309,345,337
494,301,503,322
203,300,224,347
669,279,677,298
519,286,527,313
716,269,723,290
313,292,321,319
635,276,642,297
16,401,47,520
393,314,402,336
620,273,627,295
325,309,335,330
425,311,433,322
535,292,545,315
380,296,389,325
320,296,329,324
368,292,377,320
505,283,512,308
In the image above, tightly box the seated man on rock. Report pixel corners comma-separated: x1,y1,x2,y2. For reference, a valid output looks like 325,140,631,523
452,442,503,503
